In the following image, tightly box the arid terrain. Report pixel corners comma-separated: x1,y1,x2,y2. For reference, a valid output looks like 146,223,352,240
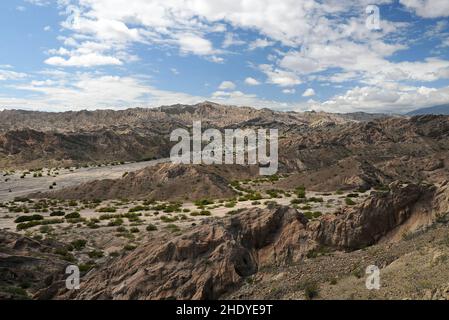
1,102,449,300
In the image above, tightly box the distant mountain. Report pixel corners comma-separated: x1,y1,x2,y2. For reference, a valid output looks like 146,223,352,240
407,104,449,116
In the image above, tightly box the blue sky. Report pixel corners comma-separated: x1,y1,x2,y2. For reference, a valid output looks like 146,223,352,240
0,0,448,113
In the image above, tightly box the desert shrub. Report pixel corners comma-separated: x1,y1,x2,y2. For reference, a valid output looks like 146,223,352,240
87,250,104,259
128,205,149,213
313,211,322,218
96,207,117,213
65,212,80,219
347,193,359,198
99,214,114,220
160,215,179,223
224,201,237,208
108,218,124,226
124,244,137,251
303,282,319,300
345,198,356,206
194,199,214,206
146,224,157,231
14,215,43,223
165,224,181,233
68,200,78,207
296,186,306,198
79,263,95,273
130,227,140,233
50,211,65,217
71,239,87,251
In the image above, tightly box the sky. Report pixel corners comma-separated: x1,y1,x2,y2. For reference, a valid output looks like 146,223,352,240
0,0,448,114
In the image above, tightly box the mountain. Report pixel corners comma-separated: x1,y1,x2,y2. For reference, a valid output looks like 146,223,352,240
407,104,449,116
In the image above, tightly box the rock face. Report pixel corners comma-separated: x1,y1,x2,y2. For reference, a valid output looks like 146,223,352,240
0,231,68,299
46,182,442,300
311,183,436,249
54,206,313,300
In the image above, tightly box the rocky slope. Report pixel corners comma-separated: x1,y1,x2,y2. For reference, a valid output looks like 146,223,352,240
0,231,68,299
40,181,447,300
0,102,400,169
31,163,261,201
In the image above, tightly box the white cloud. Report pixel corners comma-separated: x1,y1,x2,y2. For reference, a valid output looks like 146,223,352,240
259,64,301,87
0,69,27,81
283,89,296,94
306,84,449,114
45,54,123,67
177,33,217,56
222,33,245,48
218,81,236,90
244,77,260,86
44,25,51,32
248,38,274,50
400,0,449,18
302,88,315,97
170,68,180,75
25,0,51,6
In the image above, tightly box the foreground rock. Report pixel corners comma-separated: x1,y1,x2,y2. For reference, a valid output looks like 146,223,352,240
54,206,313,300
311,182,437,249
41,182,444,300
0,231,68,299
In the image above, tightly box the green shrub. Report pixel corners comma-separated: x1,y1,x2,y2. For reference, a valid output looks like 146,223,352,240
345,198,356,206
71,239,87,251
65,212,81,219
96,207,117,213
50,211,65,217
146,224,158,231
303,282,319,300
108,218,124,226
87,250,104,259
14,215,44,223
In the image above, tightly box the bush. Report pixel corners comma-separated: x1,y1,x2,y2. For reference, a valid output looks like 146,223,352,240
87,250,104,259
96,207,117,213
160,215,179,223
146,224,157,231
108,218,124,226
130,227,140,233
194,199,214,206
296,186,306,199
50,211,65,217
345,198,356,206
65,212,81,219
14,215,43,223
128,206,149,213
71,239,87,251
303,282,319,300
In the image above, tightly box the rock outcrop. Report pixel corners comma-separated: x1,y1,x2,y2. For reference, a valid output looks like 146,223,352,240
0,231,68,299
53,206,313,300
311,183,436,249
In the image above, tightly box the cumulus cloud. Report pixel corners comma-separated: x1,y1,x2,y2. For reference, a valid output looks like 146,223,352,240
302,88,315,97
283,89,296,94
45,54,123,67
244,77,260,86
400,0,449,18
218,81,236,90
